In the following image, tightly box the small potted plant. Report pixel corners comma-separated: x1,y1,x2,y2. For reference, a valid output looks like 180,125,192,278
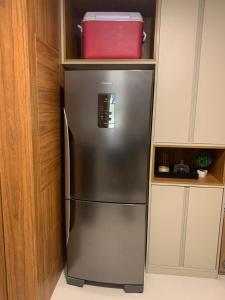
195,151,213,178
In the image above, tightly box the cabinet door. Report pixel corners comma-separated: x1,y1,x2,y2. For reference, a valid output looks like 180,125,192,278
154,0,199,143
149,185,185,267
184,188,223,269
194,0,225,144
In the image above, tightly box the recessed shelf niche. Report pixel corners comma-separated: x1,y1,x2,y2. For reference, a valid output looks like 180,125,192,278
152,145,225,187
61,0,157,65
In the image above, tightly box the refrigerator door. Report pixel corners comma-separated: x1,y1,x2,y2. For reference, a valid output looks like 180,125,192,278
65,70,153,204
66,200,146,285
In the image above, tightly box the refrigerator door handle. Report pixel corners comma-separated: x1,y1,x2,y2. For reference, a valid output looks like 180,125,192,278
64,108,71,244
65,199,71,245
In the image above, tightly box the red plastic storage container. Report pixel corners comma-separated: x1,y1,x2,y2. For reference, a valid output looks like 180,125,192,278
80,12,145,59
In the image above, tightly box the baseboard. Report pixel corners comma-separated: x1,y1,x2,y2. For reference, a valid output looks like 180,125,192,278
147,265,218,279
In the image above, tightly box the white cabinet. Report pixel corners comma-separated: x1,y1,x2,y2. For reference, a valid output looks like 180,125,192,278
154,0,199,143
149,185,184,266
194,0,225,145
154,0,225,145
148,185,224,277
184,188,223,269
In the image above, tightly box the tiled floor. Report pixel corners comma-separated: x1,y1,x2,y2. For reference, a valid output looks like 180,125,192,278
51,273,225,300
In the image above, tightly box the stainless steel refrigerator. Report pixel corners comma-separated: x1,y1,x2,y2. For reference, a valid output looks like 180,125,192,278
64,70,154,293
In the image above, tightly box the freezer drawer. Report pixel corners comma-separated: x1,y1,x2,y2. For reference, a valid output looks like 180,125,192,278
66,200,146,285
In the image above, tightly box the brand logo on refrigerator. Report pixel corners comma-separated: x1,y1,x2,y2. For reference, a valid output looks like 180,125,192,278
101,82,113,85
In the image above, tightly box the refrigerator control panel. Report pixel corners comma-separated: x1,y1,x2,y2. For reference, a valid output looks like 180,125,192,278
98,94,116,128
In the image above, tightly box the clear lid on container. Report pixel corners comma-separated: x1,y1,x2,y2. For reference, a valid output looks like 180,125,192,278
83,12,143,22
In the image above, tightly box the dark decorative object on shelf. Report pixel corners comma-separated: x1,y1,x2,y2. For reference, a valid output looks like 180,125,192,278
173,160,190,175
155,171,198,180
156,160,198,179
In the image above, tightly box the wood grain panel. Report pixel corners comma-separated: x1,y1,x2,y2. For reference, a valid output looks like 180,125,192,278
36,39,62,192
37,179,63,299
152,174,224,188
0,187,7,300
43,223,63,297
36,0,60,50
46,0,60,50
37,64,59,92
64,0,79,59
42,179,62,242
36,38,59,71
0,0,63,299
34,3,64,299
211,151,225,185
0,1,39,299
36,0,47,41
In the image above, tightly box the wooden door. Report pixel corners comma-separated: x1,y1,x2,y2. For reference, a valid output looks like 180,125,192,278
194,0,225,144
184,187,223,269
0,0,63,299
154,0,199,143
0,1,39,298
148,185,185,267
27,0,64,299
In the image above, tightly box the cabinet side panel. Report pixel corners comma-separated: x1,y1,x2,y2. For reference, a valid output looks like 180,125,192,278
148,185,185,267
154,0,199,143
0,0,39,299
184,188,223,269
27,0,64,299
35,12,64,300
194,0,225,144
